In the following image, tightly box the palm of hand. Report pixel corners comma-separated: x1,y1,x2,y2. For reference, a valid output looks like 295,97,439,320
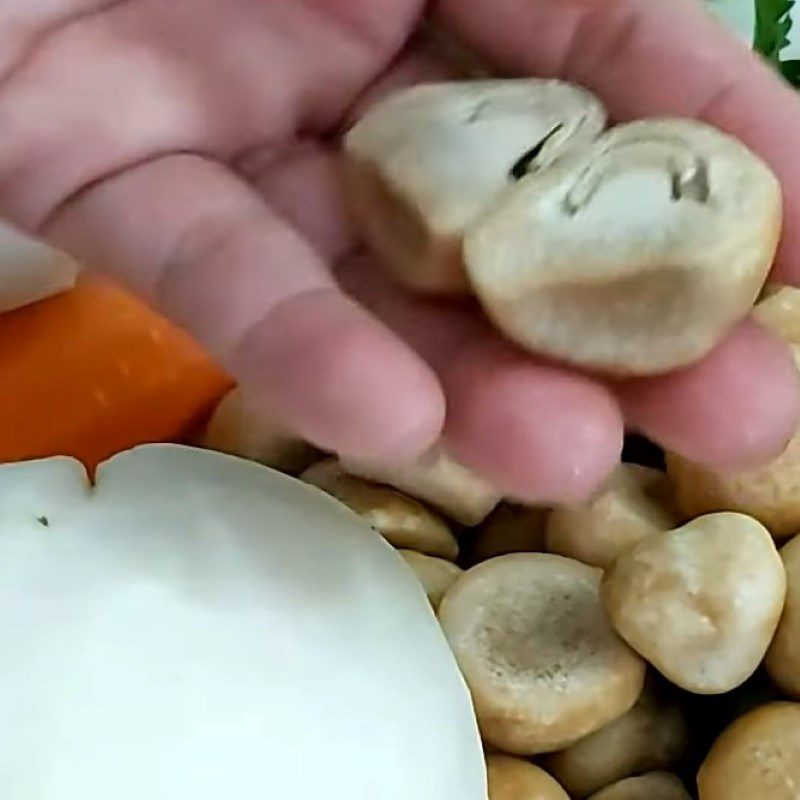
0,0,797,503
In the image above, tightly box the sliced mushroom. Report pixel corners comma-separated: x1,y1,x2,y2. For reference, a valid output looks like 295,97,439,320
197,389,319,475
589,773,690,800
300,459,458,560
753,283,800,344
438,553,646,755
465,503,548,565
667,347,800,539
464,118,781,375
399,550,463,610
546,464,678,569
697,702,800,800
766,533,800,698
340,447,501,526
343,79,606,293
486,755,570,800
602,512,786,694
542,678,689,798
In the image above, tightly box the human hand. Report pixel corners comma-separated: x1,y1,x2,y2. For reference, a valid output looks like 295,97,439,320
1,0,798,504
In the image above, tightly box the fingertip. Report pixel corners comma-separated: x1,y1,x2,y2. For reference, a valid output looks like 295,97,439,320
443,344,624,504
618,320,800,470
233,289,446,461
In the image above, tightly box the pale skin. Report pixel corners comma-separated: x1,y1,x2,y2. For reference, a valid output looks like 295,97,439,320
3,0,800,503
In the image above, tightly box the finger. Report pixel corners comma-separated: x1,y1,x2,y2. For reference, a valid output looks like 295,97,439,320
436,0,800,284
338,255,624,503
616,320,800,469
44,153,445,460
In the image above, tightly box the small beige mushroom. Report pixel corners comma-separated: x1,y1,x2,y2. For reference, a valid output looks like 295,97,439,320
546,464,678,569
753,283,800,344
340,447,501,526
438,553,646,755
398,550,463,610
344,79,606,293
197,389,319,475
465,504,548,565
766,533,800,698
464,118,781,375
697,702,800,800
542,678,689,798
602,512,786,694
486,755,570,800
589,773,690,800
300,458,458,560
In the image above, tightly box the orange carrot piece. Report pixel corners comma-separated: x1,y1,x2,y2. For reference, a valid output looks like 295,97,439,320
0,276,233,469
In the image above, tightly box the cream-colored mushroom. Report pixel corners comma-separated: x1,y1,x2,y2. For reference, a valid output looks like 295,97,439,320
340,447,501,526
300,458,458,560
697,702,800,800
438,553,646,755
465,504,548,565
343,79,606,293
589,773,690,800
464,118,781,375
754,283,800,343
197,389,319,475
766,533,800,698
399,550,463,610
542,678,689,798
546,464,678,569
602,512,786,694
486,755,570,800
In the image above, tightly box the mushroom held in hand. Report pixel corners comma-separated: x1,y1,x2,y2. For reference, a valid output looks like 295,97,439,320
542,679,689,798
438,553,646,755
340,447,501,526
399,550,463,610
464,118,781,375
300,458,458,559
0,446,485,799
698,702,800,800
486,755,570,800
344,79,605,293
546,464,677,569
766,533,800,698
602,512,786,694
589,773,691,800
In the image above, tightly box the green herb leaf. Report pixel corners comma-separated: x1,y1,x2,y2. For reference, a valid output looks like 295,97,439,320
753,0,795,63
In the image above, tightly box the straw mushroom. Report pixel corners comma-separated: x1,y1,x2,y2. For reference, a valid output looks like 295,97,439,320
438,553,646,754
542,679,689,798
399,550,463,610
766,533,800,698
465,504,548,565
589,773,690,800
697,702,800,800
197,389,319,475
546,464,677,569
486,755,570,800
343,79,606,293
464,118,781,375
300,458,458,560
602,512,786,694
340,447,501,526
753,283,800,344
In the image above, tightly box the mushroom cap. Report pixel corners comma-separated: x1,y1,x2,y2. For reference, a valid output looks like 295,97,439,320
486,755,570,800
546,464,678,569
464,118,781,375
465,504,549,565
697,702,800,800
589,773,691,800
766,533,800,698
344,79,606,293
753,284,800,344
438,552,646,755
399,550,463,610
340,447,501,526
542,678,689,798
602,512,786,694
300,458,458,560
